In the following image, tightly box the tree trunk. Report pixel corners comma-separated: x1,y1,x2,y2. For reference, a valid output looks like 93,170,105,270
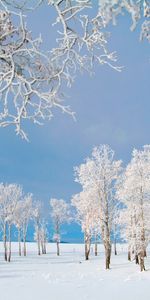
144,249,147,257
3,222,7,261
94,235,98,256
128,245,131,261
18,227,21,256
135,254,139,264
138,251,145,272
105,243,111,269
114,240,117,255
23,234,26,256
84,234,90,261
44,242,46,254
43,236,46,254
103,220,111,269
128,251,131,261
57,241,60,256
8,224,11,262
38,232,41,256
41,241,44,254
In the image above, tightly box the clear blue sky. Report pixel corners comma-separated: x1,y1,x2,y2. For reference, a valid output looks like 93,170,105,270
0,4,149,242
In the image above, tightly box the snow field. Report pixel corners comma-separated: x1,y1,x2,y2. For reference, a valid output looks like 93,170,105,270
0,243,150,300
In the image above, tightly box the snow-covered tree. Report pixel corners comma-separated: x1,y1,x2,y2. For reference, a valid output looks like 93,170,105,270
33,201,42,256
0,0,121,139
72,188,100,260
116,145,150,271
50,198,70,256
33,201,48,255
75,145,122,269
21,193,33,256
14,200,24,256
39,221,48,255
98,0,150,42
0,1,149,138
0,183,22,261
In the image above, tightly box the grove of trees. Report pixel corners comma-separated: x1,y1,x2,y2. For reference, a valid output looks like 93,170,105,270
0,144,150,272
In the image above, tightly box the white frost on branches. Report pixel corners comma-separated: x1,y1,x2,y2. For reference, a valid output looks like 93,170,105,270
98,0,150,41
74,144,122,268
0,0,122,139
50,198,70,255
116,145,150,271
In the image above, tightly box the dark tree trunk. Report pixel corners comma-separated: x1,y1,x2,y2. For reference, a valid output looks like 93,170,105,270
38,234,41,256
94,235,98,256
105,244,111,269
138,251,145,272
135,254,139,264
57,241,60,256
128,247,131,261
84,234,90,261
114,240,117,255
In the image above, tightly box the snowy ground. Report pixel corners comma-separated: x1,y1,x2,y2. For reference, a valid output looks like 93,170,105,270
0,243,150,300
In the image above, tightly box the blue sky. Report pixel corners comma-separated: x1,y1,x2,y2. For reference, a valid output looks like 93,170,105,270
0,4,149,242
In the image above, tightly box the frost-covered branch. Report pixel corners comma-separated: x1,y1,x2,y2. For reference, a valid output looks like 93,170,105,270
98,0,150,42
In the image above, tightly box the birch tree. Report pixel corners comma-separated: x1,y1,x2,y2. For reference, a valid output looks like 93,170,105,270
33,201,42,256
33,201,48,255
117,145,150,271
72,188,100,260
50,198,70,256
75,145,122,269
39,221,48,255
14,200,24,256
0,183,22,261
21,194,33,256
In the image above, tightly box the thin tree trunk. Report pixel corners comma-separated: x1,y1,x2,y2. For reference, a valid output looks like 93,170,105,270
113,223,117,255
38,231,41,256
3,222,7,261
114,239,117,255
138,251,145,272
23,233,26,256
18,227,21,256
135,254,139,264
105,243,111,269
43,235,46,254
128,251,131,261
41,241,44,254
104,219,111,269
44,242,46,254
95,235,98,256
8,224,11,262
84,234,90,260
57,241,60,256
128,245,131,261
